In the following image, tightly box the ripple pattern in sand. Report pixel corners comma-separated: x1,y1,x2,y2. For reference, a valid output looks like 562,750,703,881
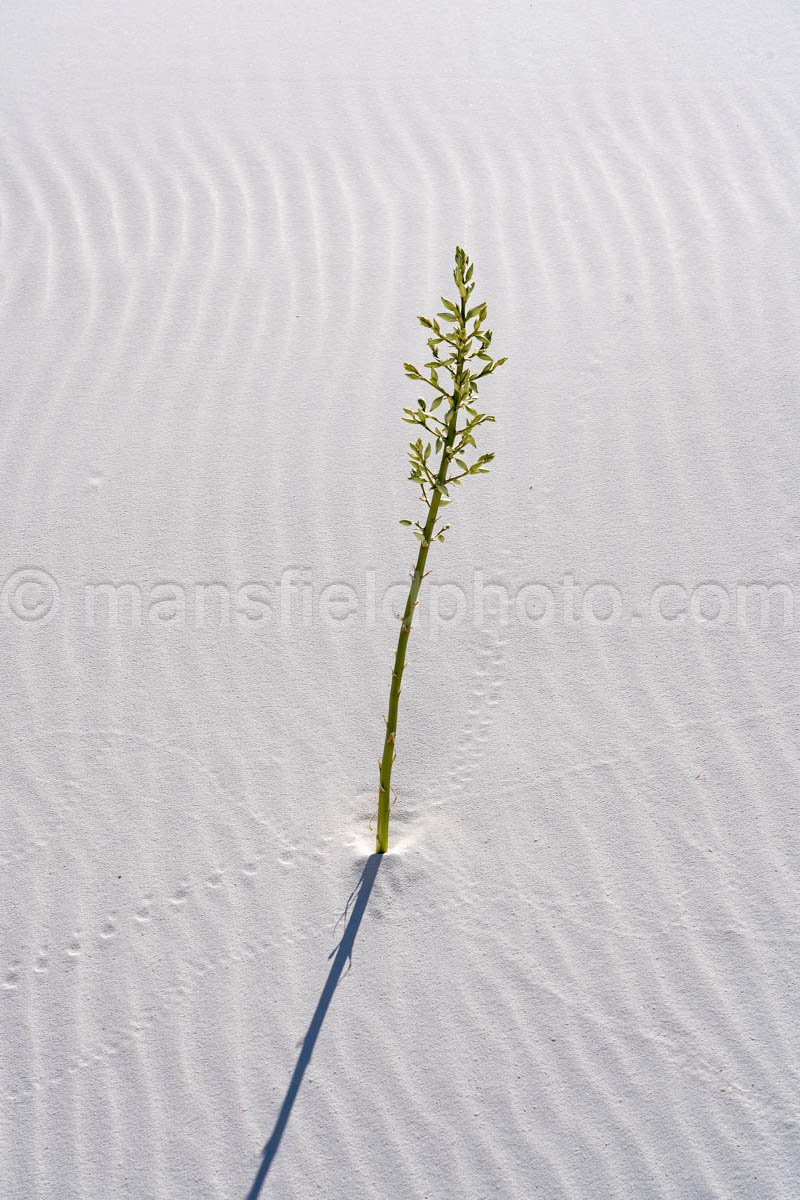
1,71,799,1200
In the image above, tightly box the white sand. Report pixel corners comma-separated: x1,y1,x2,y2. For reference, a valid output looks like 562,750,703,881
2,2,799,1197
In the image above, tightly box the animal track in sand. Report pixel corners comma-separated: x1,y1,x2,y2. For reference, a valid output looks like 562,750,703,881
3,963,20,992
3,866,570,1104
440,549,512,801
446,626,507,797
99,917,117,940
4,845,299,994
169,882,189,907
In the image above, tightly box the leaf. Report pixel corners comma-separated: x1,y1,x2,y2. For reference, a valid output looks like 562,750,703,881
399,519,412,526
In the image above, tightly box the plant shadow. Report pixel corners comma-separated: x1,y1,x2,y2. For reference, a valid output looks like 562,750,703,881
244,852,382,1198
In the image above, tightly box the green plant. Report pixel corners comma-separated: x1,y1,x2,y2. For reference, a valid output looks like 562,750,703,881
375,246,506,853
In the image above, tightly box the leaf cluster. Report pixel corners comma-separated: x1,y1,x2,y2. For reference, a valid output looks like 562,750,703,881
399,247,506,540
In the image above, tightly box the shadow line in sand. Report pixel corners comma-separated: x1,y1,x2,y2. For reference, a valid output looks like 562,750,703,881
245,853,382,1198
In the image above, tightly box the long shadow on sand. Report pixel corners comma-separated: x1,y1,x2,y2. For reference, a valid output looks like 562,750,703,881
245,853,382,1198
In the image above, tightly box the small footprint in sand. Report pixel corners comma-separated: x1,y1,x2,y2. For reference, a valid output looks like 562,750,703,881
206,868,224,889
99,917,117,941
135,895,153,923
170,883,189,907
34,950,49,975
66,934,82,959
3,963,20,991
241,861,258,878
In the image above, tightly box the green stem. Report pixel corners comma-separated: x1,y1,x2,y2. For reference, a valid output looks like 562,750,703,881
376,295,467,853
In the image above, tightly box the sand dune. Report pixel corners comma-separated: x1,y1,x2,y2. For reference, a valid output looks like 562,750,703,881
1,2,799,1197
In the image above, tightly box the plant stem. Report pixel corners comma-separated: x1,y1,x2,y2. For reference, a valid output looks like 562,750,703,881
376,293,467,853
